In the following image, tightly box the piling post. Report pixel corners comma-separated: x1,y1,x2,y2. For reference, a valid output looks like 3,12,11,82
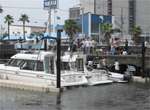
44,39,47,51
57,29,63,88
141,42,145,78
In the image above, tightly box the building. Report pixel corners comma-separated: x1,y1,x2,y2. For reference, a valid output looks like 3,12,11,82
80,0,150,35
10,25,46,36
69,10,114,43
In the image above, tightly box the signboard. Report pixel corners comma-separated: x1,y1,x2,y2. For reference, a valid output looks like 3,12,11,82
44,0,58,10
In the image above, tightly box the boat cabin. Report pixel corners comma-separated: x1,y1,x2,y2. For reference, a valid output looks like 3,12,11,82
4,51,57,74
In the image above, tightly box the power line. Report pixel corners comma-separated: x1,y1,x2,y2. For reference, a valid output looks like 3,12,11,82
2,6,69,12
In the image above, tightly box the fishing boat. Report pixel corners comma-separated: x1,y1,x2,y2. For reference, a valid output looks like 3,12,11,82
0,51,88,87
93,57,133,83
61,52,113,86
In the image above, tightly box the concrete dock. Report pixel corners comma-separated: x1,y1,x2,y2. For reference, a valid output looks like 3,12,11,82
133,76,150,83
0,80,60,93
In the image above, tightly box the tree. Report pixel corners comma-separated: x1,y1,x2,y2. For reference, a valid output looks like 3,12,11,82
130,26,143,45
30,32,44,39
30,32,44,43
101,22,115,45
63,19,81,40
19,14,30,40
4,15,14,41
0,32,8,40
0,5,3,13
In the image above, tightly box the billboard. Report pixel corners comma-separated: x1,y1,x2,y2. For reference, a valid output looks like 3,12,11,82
44,0,58,10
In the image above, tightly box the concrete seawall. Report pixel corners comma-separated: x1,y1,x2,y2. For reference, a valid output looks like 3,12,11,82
133,76,150,83
0,80,60,93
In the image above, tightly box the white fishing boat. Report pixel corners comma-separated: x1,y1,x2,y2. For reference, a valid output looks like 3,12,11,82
61,52,113,86
0,51,88,87
93,57,133,83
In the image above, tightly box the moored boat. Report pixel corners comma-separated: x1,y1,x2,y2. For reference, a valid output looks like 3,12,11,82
61,52,113,86
0,51,88,87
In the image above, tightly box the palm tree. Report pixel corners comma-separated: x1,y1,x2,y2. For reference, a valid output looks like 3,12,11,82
130,26,143,45
0,5,3,13
101,22,115,45
30,32,44,44
4,15,14,41
19,14,30,40
30,32,44,39
63,19,81,40
1,32,8,40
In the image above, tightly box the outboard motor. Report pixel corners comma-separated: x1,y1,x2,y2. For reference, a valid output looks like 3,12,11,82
123,71,133,82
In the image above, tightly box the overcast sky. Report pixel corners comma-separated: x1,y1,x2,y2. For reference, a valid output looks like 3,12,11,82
0,0,80,31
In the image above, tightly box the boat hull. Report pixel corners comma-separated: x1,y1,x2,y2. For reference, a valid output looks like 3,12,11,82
0,69,88,87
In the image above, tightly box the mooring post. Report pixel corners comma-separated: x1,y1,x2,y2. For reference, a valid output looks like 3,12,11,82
142,42,145,78
44,39,47,51
57,29,63,88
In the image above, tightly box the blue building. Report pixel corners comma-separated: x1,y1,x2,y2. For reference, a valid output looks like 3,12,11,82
76,12,114,43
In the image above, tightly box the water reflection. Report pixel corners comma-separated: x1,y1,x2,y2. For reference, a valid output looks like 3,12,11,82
0,82,149,110
56,92,62,110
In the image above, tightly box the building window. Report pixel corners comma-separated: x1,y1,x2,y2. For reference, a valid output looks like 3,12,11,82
91,23,99,33
129,2,133,8
108,12,112,15
129,21,134,26
17,32,20,34
129,11,133,16
108,3,112,10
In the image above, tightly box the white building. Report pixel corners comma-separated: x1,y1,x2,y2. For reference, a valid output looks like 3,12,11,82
10,25,46,36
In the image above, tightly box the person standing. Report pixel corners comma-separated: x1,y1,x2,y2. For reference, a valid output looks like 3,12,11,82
114,59,120,73
91,39,97,54
85,38,91,54
125,39,128,52
110,39,115,52
81,38,86,54
144,39,149,54
91,39,95,53
144,39,148,47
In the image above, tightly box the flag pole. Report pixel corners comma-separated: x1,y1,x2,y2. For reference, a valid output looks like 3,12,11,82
53,9,56,37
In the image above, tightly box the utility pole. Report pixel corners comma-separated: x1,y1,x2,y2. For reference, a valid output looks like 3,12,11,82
81,7,84,38
121,7,124,43
0,25,5,39
94,0,96,14
53,9,55,37
47,1,51,49
0,25,2,38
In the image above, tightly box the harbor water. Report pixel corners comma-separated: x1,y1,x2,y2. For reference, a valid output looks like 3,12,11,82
0,82,149,110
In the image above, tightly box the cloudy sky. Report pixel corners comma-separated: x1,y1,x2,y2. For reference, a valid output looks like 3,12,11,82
0,0,80,30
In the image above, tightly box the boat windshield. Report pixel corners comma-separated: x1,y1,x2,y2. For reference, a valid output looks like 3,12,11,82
20,60,44,71
61,62,70,71
75,59,84,71
7,59,23,67
35,62,44,71
20,60,36,70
